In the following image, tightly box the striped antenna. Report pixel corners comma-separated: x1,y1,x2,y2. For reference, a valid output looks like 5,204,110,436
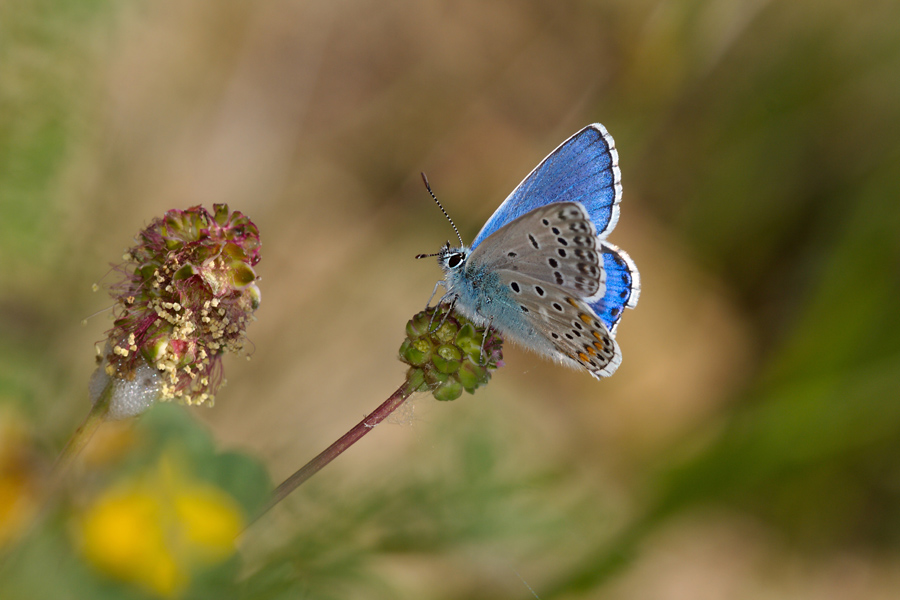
420,172,463,247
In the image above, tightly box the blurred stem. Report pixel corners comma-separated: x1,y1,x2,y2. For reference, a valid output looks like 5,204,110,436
53,381,112,474
0,383,112,571
249,380,417,526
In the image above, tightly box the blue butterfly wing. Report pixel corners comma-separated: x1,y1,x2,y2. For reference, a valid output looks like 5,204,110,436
471,123,622,250
590,242,640,333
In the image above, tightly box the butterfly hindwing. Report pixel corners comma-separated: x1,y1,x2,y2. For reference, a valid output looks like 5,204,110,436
467,202,606,300
471,124,622,250
589,242,641,333
494,271,622,378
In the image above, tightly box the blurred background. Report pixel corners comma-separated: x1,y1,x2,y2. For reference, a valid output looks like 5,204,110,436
3,0,900,597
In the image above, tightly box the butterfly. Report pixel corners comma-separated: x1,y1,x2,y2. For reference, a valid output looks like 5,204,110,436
422,124,640,379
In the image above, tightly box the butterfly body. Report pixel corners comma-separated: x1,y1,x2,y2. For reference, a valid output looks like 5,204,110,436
432,124,640,379
440,245,562,363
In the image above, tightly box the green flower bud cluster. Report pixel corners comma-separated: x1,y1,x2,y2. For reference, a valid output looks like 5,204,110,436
399,305,503,401
100,204,261,408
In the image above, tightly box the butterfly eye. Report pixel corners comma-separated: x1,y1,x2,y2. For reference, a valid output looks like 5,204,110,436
447,253,464,269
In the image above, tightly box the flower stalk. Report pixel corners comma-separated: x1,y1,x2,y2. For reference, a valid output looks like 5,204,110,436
252,380,417,524
250,304,503,524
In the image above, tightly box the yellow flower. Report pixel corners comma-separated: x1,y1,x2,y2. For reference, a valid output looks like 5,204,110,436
77,453,244,597
0,412,40,549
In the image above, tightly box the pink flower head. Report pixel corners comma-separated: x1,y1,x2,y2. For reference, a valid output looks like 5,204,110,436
100,205,260,408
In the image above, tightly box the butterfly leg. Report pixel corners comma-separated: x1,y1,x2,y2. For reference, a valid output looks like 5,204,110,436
429,293,458,333
478,316,494,365
424,280,446,309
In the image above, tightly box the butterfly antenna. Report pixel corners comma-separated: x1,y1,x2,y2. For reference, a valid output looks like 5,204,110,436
415,241,450,260
421,172,463,247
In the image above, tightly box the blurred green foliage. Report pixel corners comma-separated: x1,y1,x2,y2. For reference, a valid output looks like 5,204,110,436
0,0,109,278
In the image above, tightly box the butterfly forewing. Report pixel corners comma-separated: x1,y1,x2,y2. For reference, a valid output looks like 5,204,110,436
471,124,622,249
467,202,606,300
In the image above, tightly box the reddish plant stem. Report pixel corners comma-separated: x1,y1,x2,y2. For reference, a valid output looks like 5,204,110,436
251,380,417,524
